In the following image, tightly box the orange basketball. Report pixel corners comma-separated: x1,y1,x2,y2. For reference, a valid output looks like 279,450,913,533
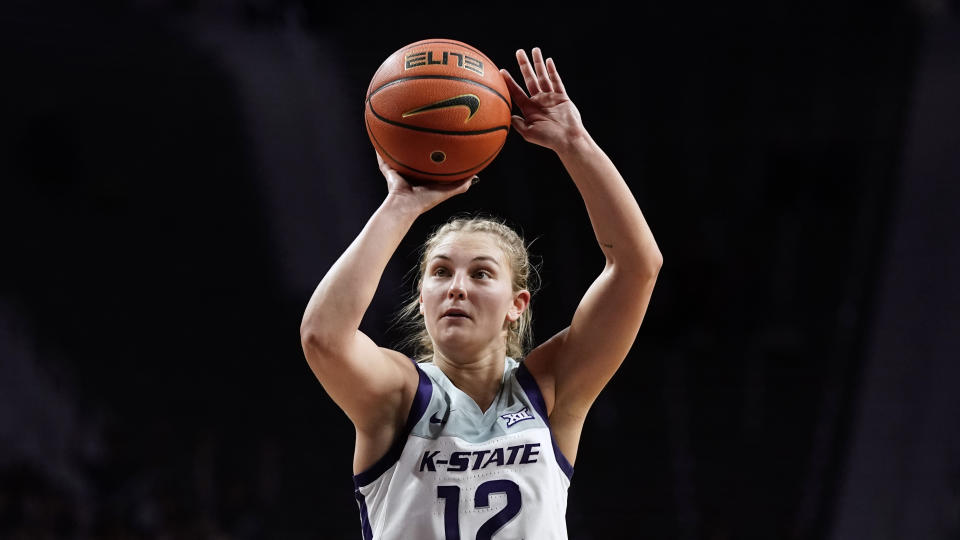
364,39,512,182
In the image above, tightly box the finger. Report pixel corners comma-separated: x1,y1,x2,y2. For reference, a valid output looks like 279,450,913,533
510,115,538,144
376,151,393,175
432,176,473,197
424,175,472,191
515,48,541,95
376,151,396,172
510,115,530,135
500,68,532,110
449,177,473,198
531,48,552,93
546,57,566,95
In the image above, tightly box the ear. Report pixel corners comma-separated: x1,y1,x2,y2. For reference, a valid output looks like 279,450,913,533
506,289,531,323
419,293,425,315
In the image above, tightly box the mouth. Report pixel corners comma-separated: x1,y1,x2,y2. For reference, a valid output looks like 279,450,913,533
441,308,471,320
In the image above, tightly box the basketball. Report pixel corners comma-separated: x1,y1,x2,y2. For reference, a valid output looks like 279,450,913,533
364,39,512,182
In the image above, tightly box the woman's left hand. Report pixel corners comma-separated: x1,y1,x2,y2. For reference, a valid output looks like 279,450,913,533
500,47,585,152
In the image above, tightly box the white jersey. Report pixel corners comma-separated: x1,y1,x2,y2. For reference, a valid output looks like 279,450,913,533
353,357,574,539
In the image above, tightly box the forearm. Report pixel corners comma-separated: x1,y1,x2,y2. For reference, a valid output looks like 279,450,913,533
556,131,663,275
300,195,420,348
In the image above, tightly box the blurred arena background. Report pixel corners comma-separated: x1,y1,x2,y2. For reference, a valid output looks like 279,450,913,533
2,1,958,538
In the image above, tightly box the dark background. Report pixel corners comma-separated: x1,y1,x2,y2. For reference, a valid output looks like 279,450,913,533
2,1,959,539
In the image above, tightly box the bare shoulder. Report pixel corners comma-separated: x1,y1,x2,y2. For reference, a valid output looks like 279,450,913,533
351,347,421,473
357,347,421,427
523,327,593,465
520,327,570,417
382,347,422,397
305,334,420,436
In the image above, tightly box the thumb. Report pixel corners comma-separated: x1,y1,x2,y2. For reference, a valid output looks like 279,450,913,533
511,115,529,133
456,175,477,195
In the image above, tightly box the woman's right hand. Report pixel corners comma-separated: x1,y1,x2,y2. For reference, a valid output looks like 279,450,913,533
378,152,475,215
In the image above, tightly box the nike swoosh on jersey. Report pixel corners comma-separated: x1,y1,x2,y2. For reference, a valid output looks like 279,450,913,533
402,94,480,123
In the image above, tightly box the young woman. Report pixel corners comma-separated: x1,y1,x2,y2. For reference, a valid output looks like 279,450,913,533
300,46,662,539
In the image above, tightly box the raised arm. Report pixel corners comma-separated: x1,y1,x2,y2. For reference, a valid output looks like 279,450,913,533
502,48,663,461
299,156,472,442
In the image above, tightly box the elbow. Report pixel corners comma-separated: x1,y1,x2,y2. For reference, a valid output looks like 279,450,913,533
299,325,346,377
299,317,338,359
649,250,664,276
299,324,322,361
641,243,664,278
299,314,316,347
615,248,662,282
299,322,320,351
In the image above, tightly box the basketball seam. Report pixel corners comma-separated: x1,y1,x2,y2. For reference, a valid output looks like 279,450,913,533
367,75,511,110
365,114,506,179
367,103,510,136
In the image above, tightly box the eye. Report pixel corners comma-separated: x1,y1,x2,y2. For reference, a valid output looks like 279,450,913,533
473,269,491,279
432,266,449,277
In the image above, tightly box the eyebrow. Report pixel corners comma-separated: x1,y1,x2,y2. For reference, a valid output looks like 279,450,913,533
430,254,501,266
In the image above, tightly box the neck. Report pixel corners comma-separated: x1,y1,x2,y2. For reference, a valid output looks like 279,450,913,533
433,349,506,412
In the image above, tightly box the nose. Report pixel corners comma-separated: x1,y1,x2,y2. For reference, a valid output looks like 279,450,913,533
447,273,467,300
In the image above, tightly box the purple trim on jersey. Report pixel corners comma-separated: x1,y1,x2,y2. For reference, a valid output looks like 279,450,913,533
353,361,434,488
515,362,575,480
354,489,374,540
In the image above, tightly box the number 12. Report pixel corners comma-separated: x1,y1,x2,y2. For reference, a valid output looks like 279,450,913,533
437,479,522,540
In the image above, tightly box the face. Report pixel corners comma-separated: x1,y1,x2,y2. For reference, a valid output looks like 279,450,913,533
420,232,529,360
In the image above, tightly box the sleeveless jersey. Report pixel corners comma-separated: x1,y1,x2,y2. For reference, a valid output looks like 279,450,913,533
352,357,574,539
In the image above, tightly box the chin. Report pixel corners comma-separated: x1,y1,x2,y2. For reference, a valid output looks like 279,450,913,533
434,335,486,360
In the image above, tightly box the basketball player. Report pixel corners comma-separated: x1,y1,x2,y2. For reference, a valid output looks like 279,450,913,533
300,47,662,539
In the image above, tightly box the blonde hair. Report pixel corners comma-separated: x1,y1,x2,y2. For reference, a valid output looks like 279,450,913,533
394,214,539,362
